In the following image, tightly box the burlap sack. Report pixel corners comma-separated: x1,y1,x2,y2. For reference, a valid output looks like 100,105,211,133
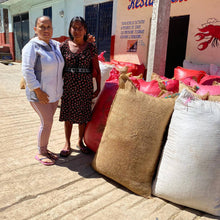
92,75,175,197
20,76,26,89
208,95,220,102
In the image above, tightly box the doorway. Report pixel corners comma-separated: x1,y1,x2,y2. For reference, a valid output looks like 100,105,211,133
3,9,9,44
165,15,190,78
13,13,29,61
85,1,113,61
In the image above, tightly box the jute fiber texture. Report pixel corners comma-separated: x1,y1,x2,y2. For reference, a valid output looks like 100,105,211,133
208,95,220,102
92,75,175,197
20,76,26,89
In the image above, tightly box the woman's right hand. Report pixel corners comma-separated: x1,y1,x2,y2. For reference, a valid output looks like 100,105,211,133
34,88,49,104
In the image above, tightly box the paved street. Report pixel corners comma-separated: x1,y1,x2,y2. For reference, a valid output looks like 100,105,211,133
0,62,218,220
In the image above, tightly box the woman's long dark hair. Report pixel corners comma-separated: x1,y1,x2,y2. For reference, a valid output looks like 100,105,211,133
68,16,88,42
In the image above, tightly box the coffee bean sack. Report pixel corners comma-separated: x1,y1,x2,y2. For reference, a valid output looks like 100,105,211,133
92,75,175,197
152,89,220,216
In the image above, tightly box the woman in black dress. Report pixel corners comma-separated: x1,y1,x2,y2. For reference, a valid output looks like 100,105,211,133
59,16,101,156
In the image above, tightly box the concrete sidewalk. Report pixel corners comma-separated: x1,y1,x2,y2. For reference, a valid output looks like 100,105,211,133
0,62,218,220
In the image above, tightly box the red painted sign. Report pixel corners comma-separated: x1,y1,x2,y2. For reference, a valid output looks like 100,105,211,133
195,18,220,50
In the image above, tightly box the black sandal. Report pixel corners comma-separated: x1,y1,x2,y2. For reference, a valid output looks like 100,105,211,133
76,144,92,154
47,150,58,160
60,149,71,157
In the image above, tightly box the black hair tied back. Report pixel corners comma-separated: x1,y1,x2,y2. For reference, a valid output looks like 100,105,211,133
68,16,88,41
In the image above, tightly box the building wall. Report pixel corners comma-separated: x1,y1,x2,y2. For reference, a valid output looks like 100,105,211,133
2,0,219,66
10,0,113,39
184,0,220,66
1,0,114,61
29,0,66,38
0,8,5,44
113,0,153,65
113,0,220,67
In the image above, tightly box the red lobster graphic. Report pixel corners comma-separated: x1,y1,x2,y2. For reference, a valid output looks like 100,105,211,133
195,24,220,50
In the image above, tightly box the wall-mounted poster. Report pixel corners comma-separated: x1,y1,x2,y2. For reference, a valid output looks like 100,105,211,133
127,40,137,52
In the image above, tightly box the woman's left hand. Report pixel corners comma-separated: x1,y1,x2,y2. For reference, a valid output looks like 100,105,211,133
87,34,96,43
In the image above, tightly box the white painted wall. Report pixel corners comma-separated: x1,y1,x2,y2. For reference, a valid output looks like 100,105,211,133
29,0,66,38
0,8,4,33
64,0,84,36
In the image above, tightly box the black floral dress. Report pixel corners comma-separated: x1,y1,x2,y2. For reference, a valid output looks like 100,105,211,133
59,40,97,124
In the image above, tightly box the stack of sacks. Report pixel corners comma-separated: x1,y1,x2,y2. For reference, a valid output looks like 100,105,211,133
199,74,220,85
94,52,146,106
151,73,179,98
92,75,175,197
180,75,220,99
196,77,220,97
152,89,220,217
84,71,170,152
98,55,147,80
173,66,220,101
112,60,146,80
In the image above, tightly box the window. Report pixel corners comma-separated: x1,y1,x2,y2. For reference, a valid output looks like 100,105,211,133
85,2,113,61
3,8,9,44
43,7,52,20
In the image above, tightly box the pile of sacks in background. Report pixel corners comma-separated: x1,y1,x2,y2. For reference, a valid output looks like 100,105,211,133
86,56,220,217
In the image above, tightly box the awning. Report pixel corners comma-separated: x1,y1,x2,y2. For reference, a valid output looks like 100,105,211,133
0,0,21,5
0,0,22,8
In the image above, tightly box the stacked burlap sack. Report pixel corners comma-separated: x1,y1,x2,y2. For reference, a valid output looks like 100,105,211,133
86,64,220,217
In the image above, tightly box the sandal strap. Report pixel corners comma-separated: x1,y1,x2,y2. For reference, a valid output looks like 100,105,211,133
47,150,58,160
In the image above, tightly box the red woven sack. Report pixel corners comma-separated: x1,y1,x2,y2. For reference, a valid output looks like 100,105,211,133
174,66,206,83
84,81,119,152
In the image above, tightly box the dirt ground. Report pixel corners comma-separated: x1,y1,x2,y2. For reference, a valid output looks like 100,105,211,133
0,62,219,220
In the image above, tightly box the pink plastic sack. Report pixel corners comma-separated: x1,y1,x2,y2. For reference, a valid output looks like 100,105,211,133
138,80,162,97
151,73,179,92
199,75,220,85
109,60,146,79
162,79,179,93
174,66,206,83
98,51,106,62
196,85,220,96
106,68,120,82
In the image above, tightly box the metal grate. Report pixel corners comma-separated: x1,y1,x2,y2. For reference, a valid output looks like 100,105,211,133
3,8,9,44
85,1,113,61
13,13,29,61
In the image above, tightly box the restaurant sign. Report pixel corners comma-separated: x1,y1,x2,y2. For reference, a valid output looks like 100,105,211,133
128,0,188,10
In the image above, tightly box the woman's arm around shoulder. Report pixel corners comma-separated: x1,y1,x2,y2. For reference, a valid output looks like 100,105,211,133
91,44,101,99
